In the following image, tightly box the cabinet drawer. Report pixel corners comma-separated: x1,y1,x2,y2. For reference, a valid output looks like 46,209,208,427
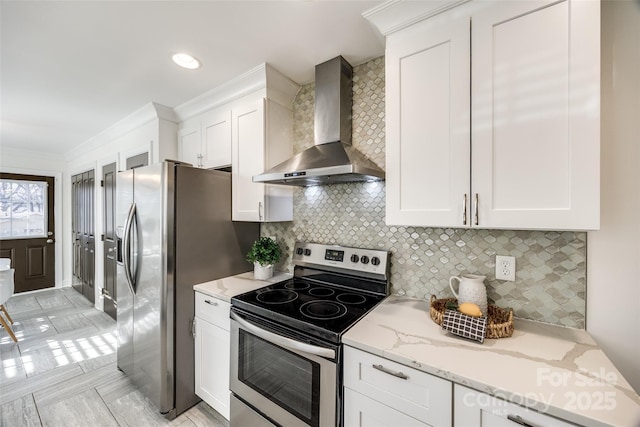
195,292,230,330
344,388,430,427
344,346,452,427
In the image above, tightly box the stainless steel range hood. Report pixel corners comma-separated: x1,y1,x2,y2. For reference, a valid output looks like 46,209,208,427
252,56,385,186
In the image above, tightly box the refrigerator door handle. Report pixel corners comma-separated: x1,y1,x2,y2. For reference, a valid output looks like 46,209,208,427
123,202,137,293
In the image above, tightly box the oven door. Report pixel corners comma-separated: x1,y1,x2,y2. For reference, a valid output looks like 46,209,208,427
230,312,338,427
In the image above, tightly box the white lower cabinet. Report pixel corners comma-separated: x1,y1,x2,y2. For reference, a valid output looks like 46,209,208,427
343,348,580,427
343,346,452,427
454,385,577,427
344,388,431,427
194,292,231,420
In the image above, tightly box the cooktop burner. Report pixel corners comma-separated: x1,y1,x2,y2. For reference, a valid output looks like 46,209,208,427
336,293,367,305
256,289,298,304
308,287,335,297
231,242,391,344
300,301,347,320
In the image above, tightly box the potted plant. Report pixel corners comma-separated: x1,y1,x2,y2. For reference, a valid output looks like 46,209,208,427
246,237,282,280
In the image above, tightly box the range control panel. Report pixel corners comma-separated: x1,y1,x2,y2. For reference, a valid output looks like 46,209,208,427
292,242,390,280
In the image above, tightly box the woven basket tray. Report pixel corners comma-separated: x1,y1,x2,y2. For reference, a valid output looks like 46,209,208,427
429,295,514,339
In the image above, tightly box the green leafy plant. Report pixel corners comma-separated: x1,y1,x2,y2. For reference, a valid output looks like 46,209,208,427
246,237,282,267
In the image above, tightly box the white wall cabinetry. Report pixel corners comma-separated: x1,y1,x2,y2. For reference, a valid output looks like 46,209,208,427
231,97,293,222
454,385,578,427
343,346,452,427
194,292,231,420
178,108,231,169
382,0,600,230
176,63,298,222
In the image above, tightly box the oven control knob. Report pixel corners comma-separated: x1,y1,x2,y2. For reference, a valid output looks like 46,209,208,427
360,255,370,265
296,247,304,255
350,254,359,263
371,256,381,266
304,249,312,256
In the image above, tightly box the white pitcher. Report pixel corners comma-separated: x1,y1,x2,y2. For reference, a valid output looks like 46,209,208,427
449,274,488,316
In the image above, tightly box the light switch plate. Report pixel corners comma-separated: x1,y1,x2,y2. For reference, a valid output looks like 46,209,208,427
495,255,516,281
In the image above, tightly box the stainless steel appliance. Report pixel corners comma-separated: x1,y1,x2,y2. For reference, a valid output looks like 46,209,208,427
116,160,258,418
252,56,385,186
230,242,390,427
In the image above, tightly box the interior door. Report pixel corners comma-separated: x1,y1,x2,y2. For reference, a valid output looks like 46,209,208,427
71,169,95,303
0,173,55,293
102,162,117,319
81,170,95,303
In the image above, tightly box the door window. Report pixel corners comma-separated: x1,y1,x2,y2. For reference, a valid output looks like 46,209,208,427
0,179,48,239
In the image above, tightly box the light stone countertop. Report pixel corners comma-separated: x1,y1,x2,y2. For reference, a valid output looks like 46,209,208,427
342,296,640,427
193,271,292,302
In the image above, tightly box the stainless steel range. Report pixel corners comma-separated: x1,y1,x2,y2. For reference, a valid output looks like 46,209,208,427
230,242,390,427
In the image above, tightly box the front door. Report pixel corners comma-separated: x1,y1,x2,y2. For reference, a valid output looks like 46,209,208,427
103,163,117,319
0,173,56,293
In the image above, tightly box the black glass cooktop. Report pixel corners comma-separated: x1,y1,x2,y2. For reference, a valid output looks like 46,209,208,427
231,278,386,344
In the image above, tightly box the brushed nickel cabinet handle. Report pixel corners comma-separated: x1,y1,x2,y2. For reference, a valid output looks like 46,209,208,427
372,364,408,380
204,299,218,306
462,193,467,225
474,193,479,226
507,415,535,427
258,202,264,221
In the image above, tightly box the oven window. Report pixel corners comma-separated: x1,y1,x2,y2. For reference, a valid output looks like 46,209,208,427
238,329,321,427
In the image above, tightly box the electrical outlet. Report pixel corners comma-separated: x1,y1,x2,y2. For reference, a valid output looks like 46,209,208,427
495,255,516,281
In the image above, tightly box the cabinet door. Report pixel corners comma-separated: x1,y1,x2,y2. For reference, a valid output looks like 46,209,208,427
178,122,202,167
232,99,266,221
344,388,430,427
194,317,231,420
202,109,232,169
386,12,471,227
454,385,577,427
471,0,599,230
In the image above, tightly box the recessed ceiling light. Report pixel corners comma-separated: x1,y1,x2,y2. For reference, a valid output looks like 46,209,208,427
172,53,201,70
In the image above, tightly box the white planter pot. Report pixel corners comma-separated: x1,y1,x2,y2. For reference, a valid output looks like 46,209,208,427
254,262,274,280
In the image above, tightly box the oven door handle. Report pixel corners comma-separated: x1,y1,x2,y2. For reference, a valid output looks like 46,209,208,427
231,312,336,359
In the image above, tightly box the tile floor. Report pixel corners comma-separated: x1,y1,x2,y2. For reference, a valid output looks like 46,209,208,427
0,287,228,427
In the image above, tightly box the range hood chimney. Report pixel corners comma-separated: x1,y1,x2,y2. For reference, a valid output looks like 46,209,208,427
252,56,385,186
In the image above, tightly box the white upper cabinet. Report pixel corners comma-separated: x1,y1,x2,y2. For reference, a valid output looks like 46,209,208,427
385,11,471,228
202,108,232,169
178,120,202,167
231,97,294,222
371,0,600,230
178,107,231,169
471,0,599,230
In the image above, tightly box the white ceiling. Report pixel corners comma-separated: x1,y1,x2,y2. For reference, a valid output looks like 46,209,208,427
0,0,384,158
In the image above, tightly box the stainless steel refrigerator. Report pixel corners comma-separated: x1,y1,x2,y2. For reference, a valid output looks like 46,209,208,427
115,161,258,418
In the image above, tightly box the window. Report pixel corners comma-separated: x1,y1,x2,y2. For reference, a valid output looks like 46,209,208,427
0,179,48,239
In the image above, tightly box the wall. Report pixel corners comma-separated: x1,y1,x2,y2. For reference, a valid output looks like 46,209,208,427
587,0,640,393
264,57,588,328
0,147,67,288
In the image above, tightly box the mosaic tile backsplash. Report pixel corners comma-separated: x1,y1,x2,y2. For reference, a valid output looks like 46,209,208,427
263,57,587,328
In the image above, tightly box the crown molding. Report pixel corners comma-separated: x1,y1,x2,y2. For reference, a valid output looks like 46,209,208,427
65,102,174,161
174,63,300,122
0,145,66,162
363,0,471,36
